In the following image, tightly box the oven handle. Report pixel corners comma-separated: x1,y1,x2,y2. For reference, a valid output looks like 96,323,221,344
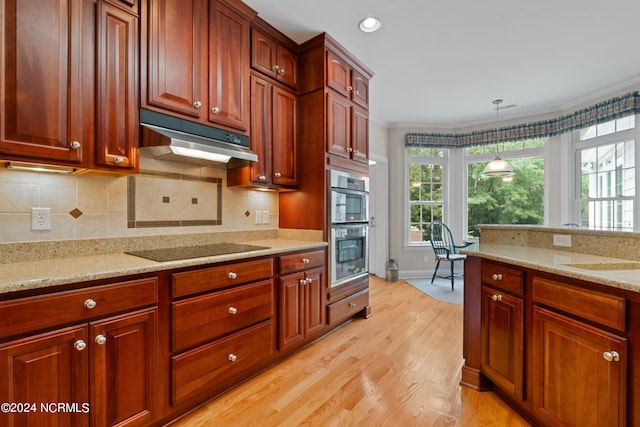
331,221,370,228
331,187,369,197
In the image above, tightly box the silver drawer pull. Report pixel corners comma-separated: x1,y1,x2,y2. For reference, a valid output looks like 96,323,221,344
113,156,124,164
228,306,238,315
349,303,356,308
70,140,81,149
491,294,502,302
95,335,107,345
300,278,308,286
603,351,620,362
491,273,503,281
302,258,310,264
306,277,313,284
228,353,237,362
84,299,97,309
74,340,87,351
228,272,237,279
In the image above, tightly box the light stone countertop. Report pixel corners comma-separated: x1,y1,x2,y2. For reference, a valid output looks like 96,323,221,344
0,238,327,295
463,243,640,293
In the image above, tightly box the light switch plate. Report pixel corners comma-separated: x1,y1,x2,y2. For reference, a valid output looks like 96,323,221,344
32,207,52,230
553,234,572,247
262,210,270,225
254,210,262,224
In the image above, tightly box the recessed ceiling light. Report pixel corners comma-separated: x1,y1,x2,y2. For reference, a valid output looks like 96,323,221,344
359,16,381,33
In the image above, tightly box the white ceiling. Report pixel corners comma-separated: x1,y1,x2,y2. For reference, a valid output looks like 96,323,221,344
243,0,640,129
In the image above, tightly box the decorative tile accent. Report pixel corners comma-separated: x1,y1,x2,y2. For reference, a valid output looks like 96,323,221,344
69,208,84,219
245,210,250,217
127,171,222,228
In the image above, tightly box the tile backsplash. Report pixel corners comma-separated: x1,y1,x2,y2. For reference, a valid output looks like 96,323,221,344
0,153,278,243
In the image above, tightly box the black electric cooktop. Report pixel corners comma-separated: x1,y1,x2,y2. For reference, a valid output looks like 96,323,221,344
126,243,270,262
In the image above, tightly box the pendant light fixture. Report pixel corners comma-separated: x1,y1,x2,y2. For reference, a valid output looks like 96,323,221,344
482,99,515,178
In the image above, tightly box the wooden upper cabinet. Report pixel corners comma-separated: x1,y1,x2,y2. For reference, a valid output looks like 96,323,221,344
352,105,369,165
0,0,94,167
248,75,272,184
209,0,250,131
94,1,139,172
271,86,297,186
145,0,208,119
326,50,369,109
251,28,298,88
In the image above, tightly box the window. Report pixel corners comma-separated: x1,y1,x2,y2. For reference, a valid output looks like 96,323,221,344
576,116,636,230
407,147,445,244
466,138,545,239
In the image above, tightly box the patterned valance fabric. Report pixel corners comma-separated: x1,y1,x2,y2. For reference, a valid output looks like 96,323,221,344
405,91,640,148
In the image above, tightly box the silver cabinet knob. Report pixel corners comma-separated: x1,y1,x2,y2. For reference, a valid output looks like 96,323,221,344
258,175,267,181
354,149,359,154
272,65,279,72
70,141,81,149
491,294,502,302
84,299,97,309
355,90,360,96
211,106,220,114
300,278,308,286
113,156,124,164
274,172,282,178
306,277,313,284
349,302,356,308
278,68,285,75
193,101,202,109
228,306,238,315
492,273,503,281
74,340,87,351
302,258,310,264
95,335,107,345
228,353,237,362
603,351,620,362
347,85,353,91
228,272,237,279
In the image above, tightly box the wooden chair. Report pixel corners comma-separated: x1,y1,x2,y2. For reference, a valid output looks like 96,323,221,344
426,222,473,291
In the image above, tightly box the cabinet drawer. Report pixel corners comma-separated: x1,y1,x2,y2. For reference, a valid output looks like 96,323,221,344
279,249,325,274
481,262,524,295
0,277,158,339
532,276,626,331
171,320,273,404
172,280,273,352
172,258,274,298
327,289,369,325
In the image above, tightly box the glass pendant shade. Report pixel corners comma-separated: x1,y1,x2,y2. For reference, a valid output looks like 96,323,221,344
482,155,515,177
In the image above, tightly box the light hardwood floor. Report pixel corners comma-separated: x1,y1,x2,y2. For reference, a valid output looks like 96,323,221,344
170,276,531,426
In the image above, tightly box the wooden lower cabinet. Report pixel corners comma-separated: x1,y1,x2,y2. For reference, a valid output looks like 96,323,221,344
279,266,325,352
480,285,524,400
532,306,627,427
0,308,157,427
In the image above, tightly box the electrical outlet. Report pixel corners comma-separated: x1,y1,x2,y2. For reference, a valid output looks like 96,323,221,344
254,210,262,225
32,207,52,230
262,210,270,225
553,234,572,247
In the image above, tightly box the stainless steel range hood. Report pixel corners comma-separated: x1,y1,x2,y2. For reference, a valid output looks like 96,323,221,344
140,109,257,168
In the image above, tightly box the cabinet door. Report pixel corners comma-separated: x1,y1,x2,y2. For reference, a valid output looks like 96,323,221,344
326,50,351,98
352,106,369,165
249,75,272,184
532,307,627,427
90,308,157,427
272,86,297,186
326,91,351,158
351,68,369,109
0,326,89,427
279,272,305,351
276,45,298,88
0,0,92,166
146,0,207,118
209,1,250,131
481,286,524,400
304,267,326,337
95,2,138,171
251,29,277,79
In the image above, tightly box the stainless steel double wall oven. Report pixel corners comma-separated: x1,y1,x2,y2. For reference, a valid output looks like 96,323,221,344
329,170,369,288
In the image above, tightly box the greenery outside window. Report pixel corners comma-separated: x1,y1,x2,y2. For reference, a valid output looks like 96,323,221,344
466,138,545,239
408,147,445,244
576,116,636,230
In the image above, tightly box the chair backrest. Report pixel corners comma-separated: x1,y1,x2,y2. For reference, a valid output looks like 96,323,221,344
427,222,456,259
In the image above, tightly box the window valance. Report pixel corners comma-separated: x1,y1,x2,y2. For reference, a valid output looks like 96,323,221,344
405,91,640,148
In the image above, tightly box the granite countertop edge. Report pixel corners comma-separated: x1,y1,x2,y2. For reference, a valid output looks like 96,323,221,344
462,244,640,294
0,238,327,295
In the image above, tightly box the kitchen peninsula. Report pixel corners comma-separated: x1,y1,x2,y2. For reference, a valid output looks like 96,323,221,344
461,225,640,427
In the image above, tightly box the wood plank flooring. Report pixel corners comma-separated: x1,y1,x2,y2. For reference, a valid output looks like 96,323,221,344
170,276,531,426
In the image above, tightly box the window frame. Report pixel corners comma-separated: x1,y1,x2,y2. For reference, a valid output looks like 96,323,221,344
572,115,638,231
404,148,448,247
